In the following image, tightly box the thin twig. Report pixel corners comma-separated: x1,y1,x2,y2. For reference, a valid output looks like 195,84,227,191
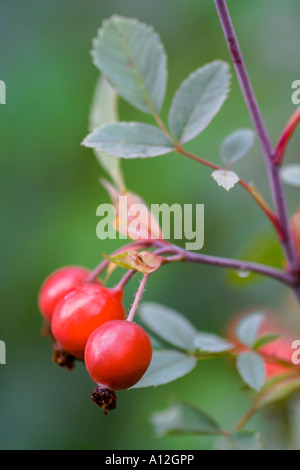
115,269,136,290
234,404,259,432
153,240,296,286
214,0,299,273
127,274,150,322
183,251,294,286
174,145,220,170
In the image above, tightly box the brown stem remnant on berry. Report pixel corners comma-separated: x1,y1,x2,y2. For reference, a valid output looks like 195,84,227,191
52,342,76,370
41,320,54,341
91,385,117,415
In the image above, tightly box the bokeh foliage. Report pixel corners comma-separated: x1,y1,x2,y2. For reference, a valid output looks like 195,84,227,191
0,0,300,450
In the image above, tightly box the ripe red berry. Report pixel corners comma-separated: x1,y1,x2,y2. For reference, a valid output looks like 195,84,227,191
51,284,126,359
38,266,93,322
84,320,152,391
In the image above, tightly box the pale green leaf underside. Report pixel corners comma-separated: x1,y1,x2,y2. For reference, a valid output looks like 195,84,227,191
151,401,220,436
89,75,125,189
215,431,262,450
194,332,234,353
169,61,230,143
236,312,265,347
140,302,198,350
280,164,300,188
131,350,196,388
82,122,173,158
221,129,255,165
92,15,167,114
90,75,118,130
237,351,266,392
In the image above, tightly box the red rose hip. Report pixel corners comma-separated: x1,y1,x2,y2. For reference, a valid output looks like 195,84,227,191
51,284,126,359
38,266,92,322
85,320,152,413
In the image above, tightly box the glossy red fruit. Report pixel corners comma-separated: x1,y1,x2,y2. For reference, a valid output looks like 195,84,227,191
85,320,152,390
38,266,93,322
51,284,126,359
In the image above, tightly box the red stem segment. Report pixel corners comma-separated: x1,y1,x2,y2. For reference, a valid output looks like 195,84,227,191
214,0,298,273
274,107,300,165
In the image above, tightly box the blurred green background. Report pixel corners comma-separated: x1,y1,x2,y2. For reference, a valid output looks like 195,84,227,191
1,0,299,450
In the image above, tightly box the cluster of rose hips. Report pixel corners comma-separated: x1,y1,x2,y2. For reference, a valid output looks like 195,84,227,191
38,266,152,413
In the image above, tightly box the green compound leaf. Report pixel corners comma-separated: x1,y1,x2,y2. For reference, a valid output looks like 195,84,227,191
92,15,167,114
237,351,266,392
221,129,255,166
236,312,265,347
140,302,198,350
82,122,173,158
214,431,262,450
89,75,125,190
168,61,230,144
151,401,221,437
131,350,196,388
